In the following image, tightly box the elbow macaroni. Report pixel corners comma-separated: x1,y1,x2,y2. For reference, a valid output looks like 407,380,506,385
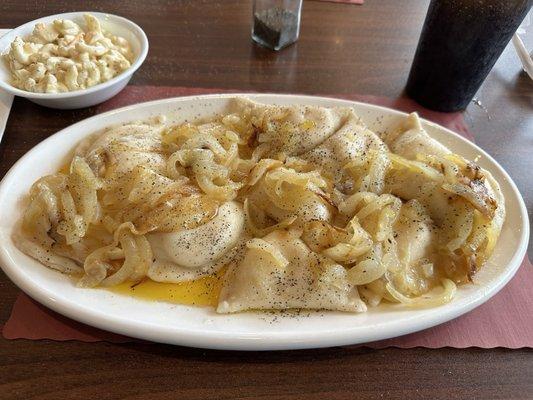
3,14,134,93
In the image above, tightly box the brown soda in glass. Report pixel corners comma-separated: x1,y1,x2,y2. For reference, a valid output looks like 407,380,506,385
406,0,532,112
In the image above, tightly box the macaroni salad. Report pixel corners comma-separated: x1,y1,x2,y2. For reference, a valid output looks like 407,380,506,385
3,14,134,93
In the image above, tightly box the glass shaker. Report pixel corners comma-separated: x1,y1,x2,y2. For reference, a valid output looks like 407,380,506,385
252,0,303,51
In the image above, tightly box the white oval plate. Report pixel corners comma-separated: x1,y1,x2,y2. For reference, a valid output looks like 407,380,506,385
0,94,528,350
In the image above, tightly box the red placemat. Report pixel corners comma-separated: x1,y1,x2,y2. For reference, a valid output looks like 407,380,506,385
2,86,531,348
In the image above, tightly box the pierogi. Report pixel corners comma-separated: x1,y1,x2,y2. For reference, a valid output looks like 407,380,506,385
15,98,505,313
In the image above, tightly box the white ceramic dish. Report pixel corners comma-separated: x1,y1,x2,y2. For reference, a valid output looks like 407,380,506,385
0,94,528,350
0,12,148,109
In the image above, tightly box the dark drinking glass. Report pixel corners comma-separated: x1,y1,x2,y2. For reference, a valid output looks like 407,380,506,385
406,0,532,112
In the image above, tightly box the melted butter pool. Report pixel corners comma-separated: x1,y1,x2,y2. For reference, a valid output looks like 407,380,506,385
109,268,226,307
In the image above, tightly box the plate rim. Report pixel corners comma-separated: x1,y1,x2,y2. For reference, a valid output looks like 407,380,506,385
0,93,529,350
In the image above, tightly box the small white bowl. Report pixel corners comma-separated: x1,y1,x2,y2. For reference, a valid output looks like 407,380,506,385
0,11,148,109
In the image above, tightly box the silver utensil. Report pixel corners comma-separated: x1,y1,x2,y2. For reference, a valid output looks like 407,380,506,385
0,29,14,144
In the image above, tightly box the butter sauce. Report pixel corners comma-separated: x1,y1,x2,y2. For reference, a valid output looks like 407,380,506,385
109,268,226,307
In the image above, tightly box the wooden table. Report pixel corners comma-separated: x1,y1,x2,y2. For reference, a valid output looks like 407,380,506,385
1,1,532,398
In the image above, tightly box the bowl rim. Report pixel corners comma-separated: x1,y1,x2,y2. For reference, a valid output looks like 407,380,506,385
0,11,149,99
